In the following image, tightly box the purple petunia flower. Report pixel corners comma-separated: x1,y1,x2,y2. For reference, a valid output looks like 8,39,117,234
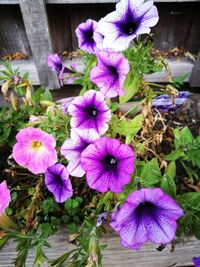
152,91,190,112
90,50,129,98
0,181,11,216
45,163,73,203
75,19,98,54
81,137,135,192
68,90,111,135
96,212,108,227
12,127,57,174
98,0,159,51
110,188,184,250
48,53,65,85
60,128,100,177
193,257,200,267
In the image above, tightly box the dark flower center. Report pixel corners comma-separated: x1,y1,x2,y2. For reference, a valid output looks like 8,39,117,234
109,66,119,79
88,107,98,117
105,155,118,167
54,174,64,189
121,21,138,35
56,63,63,72
84,29,94,43
135,202,157,217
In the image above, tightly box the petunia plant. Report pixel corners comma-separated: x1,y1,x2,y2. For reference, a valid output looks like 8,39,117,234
0,0,200,266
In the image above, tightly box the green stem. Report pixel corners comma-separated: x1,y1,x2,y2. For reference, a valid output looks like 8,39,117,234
147,82,166,89
121,103,140,119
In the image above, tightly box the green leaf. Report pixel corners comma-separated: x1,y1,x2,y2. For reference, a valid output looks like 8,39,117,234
49,249,78,266
40,90,53,102
22,72,29,81
174,127,194,149
166,161,176,179
0,236,9,249
164,150,184,161
115,114,143,136
119,70,141,104
110,102,120,112
139,158,162,185
193,218,200,239
5,207,13,216
172,74,189,89
187,149,200,168
161,174,176,198
64,198,80,211
180,192,200,210
180,127,194,145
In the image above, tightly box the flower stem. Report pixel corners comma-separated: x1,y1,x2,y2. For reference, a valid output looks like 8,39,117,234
147,82,166,89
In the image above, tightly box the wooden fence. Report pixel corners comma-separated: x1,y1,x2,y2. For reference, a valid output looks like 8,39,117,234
0,0,200,89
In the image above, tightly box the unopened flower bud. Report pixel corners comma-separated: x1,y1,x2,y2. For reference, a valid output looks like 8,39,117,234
12,75,22,85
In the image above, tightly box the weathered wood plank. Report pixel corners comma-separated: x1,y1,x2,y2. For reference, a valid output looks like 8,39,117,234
0,58,194,86
189,52,200,87
153,4,195,52
1,0,200,4
0,5,31,57
19,0,60,89
0,230,199,267
47,4,73,53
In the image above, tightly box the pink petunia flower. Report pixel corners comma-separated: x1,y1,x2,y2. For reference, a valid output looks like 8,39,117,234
12,127,57,174
0,181,11,216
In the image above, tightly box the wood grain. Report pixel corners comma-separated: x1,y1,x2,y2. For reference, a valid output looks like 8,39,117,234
1,0,200,3
189,52,200,87
47,4,73,53
19,0,60,89
0,5,31,57
0,229,199,267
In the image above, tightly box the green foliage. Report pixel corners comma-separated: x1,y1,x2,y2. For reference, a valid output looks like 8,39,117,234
171,74,189,89
161,174,176,198
119,42,163,104
177,192,200,239
49,220,104,267
110,114,143,139
0,86,57,147
42,198,60,216
165,127,200,181
119,69,142,104
124,42,163,75
137,158,162,186
10,230,51,267
73,53,97,95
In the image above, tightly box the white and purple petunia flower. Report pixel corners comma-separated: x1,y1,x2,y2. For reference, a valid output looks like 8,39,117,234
90,50,129,98
68,90,111,135
12,127,57,174
98,0,159,51
110,188,184,250
0,181,11,216
81,137,135,192
193,257,200,267
47,53,65,85
152,91,190,112
45,163,73,203
76,19,99,54
60,128,100,177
